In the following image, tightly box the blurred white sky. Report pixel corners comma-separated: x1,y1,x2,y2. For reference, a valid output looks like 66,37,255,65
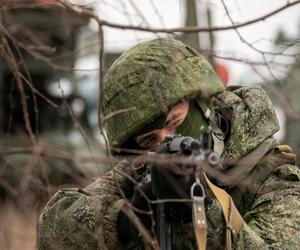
74,0,300,84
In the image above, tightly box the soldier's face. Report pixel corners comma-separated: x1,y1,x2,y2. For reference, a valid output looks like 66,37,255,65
135,99,190,148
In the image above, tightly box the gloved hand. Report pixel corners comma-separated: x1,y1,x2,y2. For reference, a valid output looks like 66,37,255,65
151,163,193,200
118,180,155,244
151,164,196,223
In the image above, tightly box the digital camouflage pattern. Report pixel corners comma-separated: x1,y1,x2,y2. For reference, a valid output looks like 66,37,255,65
215,86,279,166
38,85,300,250
104,38,224,145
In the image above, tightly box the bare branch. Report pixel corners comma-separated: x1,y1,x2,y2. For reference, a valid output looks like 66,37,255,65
1,37,36,144
59,0,300,34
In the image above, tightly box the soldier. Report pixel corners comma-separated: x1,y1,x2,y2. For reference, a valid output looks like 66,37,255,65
38,38,300,249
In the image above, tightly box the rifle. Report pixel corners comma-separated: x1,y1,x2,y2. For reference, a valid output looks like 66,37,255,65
141,127,220,250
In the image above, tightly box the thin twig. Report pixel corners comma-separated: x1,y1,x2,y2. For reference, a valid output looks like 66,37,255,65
1,37,36,145
59,0,300,34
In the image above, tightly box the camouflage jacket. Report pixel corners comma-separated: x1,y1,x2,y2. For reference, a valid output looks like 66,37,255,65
37,86,300,250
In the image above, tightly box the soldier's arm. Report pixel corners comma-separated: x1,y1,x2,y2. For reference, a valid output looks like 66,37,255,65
234,164,300,249
37,160,134,250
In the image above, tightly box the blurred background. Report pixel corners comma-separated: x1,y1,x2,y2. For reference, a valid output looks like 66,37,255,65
0,0,299,249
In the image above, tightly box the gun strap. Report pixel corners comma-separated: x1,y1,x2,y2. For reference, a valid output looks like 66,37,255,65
203,173,244,250
191,180,207,250
194,225,207,250
196,99,225,156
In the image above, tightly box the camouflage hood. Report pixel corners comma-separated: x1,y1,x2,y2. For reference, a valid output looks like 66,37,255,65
213,86,280,168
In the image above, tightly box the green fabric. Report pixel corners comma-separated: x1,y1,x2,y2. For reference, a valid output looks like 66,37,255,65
234,165,300,250
37,160,133,250
38,86,300,250
213,86,279,167
176,100,208,139
104,38,224,145
37,154,300,250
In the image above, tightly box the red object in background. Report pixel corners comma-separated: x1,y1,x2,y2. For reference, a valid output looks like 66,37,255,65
215,63,229,86
37,0,57,4
2,0,57,8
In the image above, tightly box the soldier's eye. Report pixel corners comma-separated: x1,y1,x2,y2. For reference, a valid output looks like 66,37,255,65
136,134,160,148
165,114,184,129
